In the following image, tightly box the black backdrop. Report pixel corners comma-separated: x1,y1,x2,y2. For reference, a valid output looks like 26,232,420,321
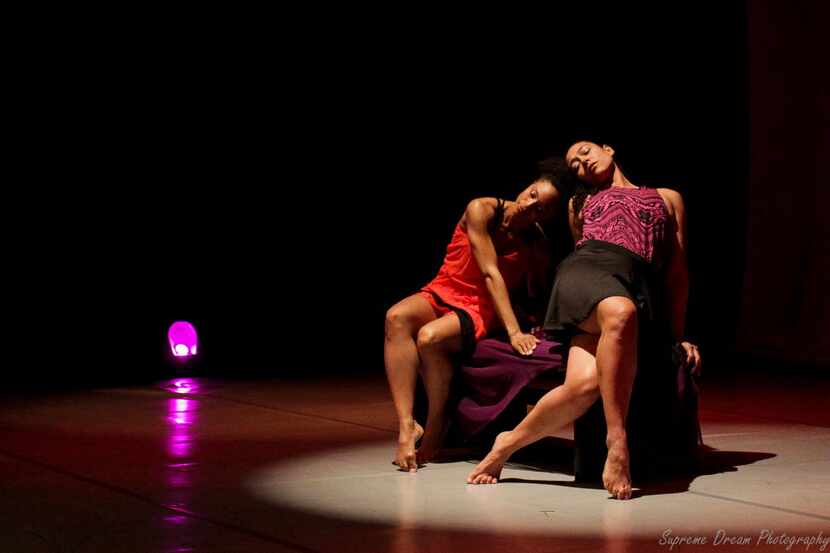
18,3,827,389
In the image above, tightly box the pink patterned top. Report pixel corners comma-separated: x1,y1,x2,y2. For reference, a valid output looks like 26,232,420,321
577,186,669,265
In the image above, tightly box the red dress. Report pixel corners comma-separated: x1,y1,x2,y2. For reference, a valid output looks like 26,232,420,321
419,222,528,340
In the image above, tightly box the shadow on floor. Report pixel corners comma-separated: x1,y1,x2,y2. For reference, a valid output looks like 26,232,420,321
441,440,777,499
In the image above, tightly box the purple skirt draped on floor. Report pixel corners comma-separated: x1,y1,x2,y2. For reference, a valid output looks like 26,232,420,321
455,337,565,439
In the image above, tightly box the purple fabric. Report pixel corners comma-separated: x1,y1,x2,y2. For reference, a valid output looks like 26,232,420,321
455,337,565,439
576,187,669,264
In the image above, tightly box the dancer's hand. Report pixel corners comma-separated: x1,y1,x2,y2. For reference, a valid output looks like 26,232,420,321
509,331,539,356
679,341,702,376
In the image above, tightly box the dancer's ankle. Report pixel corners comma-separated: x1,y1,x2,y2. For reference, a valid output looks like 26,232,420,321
606,430,627,449
492,431,517,456
399,417,417,433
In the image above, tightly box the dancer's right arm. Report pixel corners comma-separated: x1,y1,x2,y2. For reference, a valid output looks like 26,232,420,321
466,199,538,356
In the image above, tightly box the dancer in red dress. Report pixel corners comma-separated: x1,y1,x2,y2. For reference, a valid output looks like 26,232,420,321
384,158,570,471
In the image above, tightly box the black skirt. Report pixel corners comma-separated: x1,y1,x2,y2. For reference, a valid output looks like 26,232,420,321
543,240,665,338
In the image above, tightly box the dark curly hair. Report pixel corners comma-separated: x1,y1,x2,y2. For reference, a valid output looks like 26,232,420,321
536,156,578,203
528,156,579,255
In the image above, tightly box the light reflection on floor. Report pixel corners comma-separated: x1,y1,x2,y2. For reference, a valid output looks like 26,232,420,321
163,380,200,553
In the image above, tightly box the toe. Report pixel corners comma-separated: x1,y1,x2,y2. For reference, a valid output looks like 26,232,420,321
612,485,630,500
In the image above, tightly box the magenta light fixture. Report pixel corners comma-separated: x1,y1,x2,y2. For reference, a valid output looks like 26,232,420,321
168,321,198,358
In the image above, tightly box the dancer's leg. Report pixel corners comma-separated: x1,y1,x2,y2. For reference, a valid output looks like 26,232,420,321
384,295,437,471
577,296,638,500
415,313,463,464
467,334,599,484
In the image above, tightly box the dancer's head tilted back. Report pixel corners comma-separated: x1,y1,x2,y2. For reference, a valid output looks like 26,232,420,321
565,141,617,187
564,141,626,215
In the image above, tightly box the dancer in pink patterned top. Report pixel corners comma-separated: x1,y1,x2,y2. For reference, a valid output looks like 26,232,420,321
577,186,668,264
467,141,702,500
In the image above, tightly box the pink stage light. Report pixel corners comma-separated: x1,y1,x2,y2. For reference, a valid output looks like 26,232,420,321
168,321,198,358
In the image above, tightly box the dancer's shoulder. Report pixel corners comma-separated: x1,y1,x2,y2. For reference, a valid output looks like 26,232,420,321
656,188,685,215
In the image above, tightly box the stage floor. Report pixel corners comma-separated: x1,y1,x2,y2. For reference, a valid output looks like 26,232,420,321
0,369,828,552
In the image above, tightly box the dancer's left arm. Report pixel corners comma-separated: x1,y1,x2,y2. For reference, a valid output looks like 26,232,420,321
659,188,702,375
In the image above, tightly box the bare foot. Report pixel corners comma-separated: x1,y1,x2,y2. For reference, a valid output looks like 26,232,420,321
603,435,632,500
393,420,423,472
466,432,513,485
416,415,447,465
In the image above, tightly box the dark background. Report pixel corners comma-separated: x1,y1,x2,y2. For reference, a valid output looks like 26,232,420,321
16,2,828,388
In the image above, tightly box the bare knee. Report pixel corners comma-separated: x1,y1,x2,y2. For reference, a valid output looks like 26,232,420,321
416,325,442,352
418,323,462,356
597,298,637,338
386,306,414,339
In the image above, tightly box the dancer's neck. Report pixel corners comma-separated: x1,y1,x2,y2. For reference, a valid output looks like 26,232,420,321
605,165,637,190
